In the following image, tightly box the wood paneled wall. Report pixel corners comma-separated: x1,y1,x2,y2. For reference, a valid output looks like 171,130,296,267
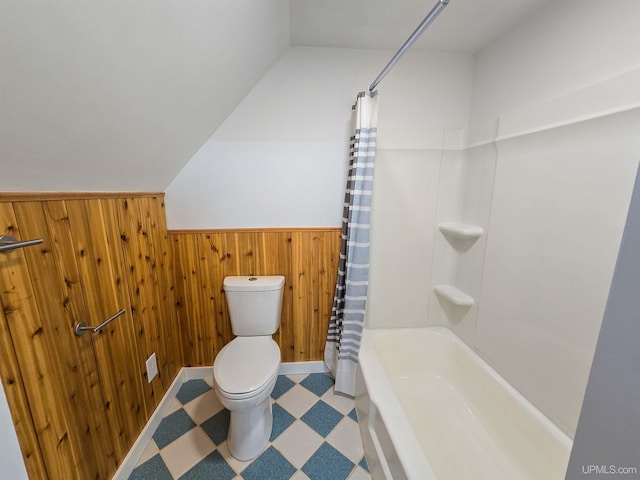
0,192,341,479
0,194,181,480
170,229,341,365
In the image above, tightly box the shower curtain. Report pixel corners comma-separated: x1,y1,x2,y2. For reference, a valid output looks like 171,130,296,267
324,91,379,396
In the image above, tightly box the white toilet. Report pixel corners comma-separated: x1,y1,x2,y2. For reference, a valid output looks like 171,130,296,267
212,275,285,461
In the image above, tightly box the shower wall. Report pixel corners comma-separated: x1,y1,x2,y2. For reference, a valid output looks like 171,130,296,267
466,113,640,437
430,0,640,438
366,143,468,329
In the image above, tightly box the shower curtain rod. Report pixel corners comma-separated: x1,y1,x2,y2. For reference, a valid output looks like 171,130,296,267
369,0,450,93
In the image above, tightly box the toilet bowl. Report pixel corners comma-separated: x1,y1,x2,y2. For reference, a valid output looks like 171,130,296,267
213,336,280,460
212,275,285,461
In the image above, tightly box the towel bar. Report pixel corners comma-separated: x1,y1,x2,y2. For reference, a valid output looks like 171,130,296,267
74,309,126,336
0,235,44,253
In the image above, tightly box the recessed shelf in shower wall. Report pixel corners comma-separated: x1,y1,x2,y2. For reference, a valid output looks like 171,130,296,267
433,284,474,307
438,222,483,241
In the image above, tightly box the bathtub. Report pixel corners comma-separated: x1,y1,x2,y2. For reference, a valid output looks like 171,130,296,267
355,327,572,480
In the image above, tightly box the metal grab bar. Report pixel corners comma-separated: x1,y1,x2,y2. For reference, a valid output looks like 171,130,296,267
0,235,44,253
74,309,126,336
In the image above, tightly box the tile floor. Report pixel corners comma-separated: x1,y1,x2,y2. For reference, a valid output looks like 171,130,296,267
128,373,370,480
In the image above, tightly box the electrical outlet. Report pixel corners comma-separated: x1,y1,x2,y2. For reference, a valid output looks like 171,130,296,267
146,353,158,383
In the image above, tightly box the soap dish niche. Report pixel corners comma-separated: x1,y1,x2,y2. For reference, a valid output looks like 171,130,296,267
433,284,474,307
438,222,483,251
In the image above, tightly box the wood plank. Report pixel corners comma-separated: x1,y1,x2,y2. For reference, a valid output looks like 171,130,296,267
65,199,146,462
290,231,308,360
14,201,117,479
0,203,79,479
113,197,165,410
198,233,228,360
319,231,341,359
275,232,295,362
172,234,203,366
170,234,189,365
192,235,214,366
307,232,320,361
146,196,183,384
230,232,253,275
217,233,237,348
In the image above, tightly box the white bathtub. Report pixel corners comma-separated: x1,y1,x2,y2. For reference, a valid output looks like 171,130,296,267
355,327,572,480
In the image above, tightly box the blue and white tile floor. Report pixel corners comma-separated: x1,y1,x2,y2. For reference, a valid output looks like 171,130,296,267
128,373,371,480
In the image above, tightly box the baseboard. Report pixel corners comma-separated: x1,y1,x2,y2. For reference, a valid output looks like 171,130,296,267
111,361,329,478
181,362,329,376
181,366,214,380
279,360,329,375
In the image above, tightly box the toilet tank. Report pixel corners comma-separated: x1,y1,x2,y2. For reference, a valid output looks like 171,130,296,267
223,276,285,336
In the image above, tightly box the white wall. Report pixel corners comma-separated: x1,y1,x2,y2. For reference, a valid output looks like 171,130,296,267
476,111,640,437
0,0,288,191
469,0,640,144
165,46,473,229
166,46,473,331
0,384,28,479
435,0,640,438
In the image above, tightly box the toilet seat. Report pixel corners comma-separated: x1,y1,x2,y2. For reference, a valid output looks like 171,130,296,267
213,336,280,399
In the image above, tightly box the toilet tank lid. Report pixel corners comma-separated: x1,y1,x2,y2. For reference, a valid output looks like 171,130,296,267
223,275,285,292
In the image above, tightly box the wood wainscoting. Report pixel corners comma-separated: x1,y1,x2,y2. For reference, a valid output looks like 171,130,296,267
0,191,341,479
169,228,341,365
0,194,181,480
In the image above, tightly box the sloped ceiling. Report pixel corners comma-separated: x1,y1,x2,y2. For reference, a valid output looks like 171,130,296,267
291,0,551,53
0,0,289,191
0,0,549,192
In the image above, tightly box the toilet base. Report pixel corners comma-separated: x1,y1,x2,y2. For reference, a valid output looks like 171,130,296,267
227,395,273,461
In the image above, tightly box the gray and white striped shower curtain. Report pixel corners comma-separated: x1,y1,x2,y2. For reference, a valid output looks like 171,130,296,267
324,91,379,396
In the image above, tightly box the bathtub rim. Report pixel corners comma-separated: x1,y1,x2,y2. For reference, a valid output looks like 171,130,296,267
358,327,436,480
358,326,573,479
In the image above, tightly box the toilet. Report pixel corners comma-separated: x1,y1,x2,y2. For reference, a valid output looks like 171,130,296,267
212,275,285,461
